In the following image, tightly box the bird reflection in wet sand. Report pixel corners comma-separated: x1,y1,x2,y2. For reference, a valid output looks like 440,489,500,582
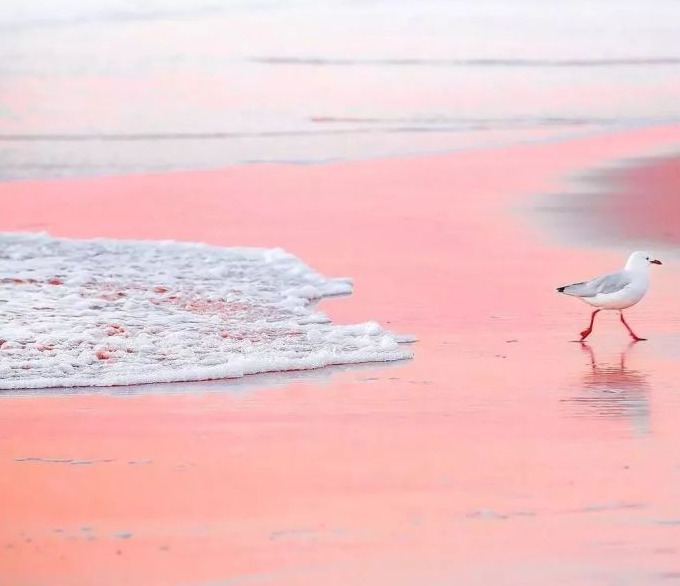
562,342,651,436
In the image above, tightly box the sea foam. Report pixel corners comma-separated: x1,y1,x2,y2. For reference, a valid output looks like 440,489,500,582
0,233,413,390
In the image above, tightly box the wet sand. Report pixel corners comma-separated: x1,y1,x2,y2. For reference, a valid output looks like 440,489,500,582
2,125,680,585
598,155,680,247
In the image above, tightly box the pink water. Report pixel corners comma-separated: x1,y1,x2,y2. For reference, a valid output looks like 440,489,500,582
2,125,680,585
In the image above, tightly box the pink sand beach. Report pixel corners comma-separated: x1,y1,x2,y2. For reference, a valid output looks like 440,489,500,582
2,124,680,585
4,1,680,584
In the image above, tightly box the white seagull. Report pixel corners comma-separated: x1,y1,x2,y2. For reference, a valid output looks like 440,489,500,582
557,251,662,342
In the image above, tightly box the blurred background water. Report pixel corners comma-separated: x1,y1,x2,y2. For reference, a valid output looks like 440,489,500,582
1,0,680,181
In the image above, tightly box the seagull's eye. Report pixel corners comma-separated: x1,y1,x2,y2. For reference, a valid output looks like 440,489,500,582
646,257,650,260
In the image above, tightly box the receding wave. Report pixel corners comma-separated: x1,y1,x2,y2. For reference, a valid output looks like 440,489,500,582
309,115,621,126
0,117,627,143
0,130,367,141
252,56,680,68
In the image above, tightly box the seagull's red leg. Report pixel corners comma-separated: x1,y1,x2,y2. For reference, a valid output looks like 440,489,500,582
620,312,646,341
580,309,600,341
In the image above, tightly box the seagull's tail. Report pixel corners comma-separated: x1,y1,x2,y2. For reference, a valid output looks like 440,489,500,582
556,281,587,296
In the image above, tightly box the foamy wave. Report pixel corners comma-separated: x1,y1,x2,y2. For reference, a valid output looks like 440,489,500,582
0,233,412,390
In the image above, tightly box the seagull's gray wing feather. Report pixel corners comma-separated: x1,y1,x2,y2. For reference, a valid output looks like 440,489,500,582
557,270,632,298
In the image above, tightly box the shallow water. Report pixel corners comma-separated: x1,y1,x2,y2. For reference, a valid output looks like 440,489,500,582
2,0,680,179
3,4,680,583
2,125,680,585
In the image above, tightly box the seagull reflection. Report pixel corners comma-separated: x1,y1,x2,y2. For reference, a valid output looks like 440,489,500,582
562,342,651,436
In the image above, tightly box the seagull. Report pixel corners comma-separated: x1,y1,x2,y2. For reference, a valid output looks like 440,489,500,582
557,251,662,342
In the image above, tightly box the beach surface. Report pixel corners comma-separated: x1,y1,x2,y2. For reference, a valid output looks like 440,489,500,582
2,125,680,585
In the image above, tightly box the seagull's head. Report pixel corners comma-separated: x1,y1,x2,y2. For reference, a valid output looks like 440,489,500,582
626,251,662,271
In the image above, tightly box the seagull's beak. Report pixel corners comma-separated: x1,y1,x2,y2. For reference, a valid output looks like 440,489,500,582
651,259,662,265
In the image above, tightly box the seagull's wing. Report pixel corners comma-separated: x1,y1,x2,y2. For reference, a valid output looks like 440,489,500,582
557,270,633,298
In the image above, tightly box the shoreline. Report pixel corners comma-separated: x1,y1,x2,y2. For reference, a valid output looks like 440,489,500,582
3,119,677,184
2,123,679,335
532,148,680,254
2,124,680,585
